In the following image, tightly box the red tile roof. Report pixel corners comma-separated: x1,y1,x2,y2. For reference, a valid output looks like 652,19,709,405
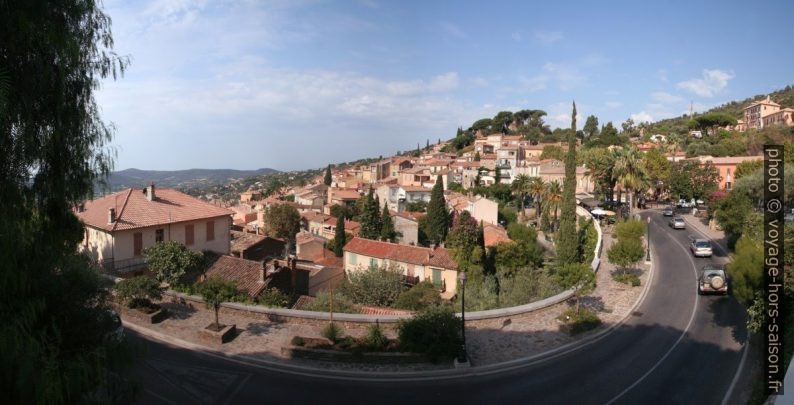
77,187,233,232
344,237,458,270
203,254,266,298
325,217,361,231
483,224,512,247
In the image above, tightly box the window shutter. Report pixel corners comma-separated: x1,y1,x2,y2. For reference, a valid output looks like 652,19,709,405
134,233,142,256
185,224,194,245
206,220,215,241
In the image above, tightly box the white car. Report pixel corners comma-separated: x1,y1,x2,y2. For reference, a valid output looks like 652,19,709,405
690,239,713,257
677,199,695,208
669,217,686,229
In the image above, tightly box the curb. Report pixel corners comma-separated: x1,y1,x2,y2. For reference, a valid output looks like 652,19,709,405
123,217,655,381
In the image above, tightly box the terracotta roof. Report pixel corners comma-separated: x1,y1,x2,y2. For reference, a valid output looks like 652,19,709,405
401,185,432,192
344,237,458,269
691,155,763,165
230,230,267,253
203,254,266,298
395,211,425,221
77,187,233,232
325,217,361,231
292,295,316,310
314,255,344,268
330,189,362,200
483,224,512,247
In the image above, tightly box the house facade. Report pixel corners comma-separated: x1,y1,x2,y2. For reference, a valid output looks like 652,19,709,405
343,237,459,299
76,185,233,273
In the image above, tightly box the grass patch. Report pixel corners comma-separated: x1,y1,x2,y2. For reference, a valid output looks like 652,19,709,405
558,308,602,335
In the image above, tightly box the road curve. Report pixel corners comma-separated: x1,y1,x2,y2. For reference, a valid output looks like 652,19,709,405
131,210,747,405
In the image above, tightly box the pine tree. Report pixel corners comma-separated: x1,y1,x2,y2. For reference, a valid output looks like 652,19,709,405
333,212,345,257
380,205,396,242
474,151,481,161
556,101,580,265
359,188,381,240
426,139,430,150
423,175,449,245
324,164,332,186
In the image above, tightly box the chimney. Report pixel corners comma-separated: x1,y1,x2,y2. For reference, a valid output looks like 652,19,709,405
108,208,116,223
145,183,155,201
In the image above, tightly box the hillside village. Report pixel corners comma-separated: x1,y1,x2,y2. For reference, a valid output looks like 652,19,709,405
73,88,794,317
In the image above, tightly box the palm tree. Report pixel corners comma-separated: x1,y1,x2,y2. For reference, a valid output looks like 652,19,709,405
544,180,562,230
612,146,649,214
527,177,546,223
512,174,531,214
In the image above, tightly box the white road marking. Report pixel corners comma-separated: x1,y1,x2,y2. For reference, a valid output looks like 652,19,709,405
605,213,700,404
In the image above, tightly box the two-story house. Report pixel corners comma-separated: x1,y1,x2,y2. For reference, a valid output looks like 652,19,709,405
343,237,459,299
76,184,233,273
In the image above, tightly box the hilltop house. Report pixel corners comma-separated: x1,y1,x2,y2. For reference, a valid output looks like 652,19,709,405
76,184,233,273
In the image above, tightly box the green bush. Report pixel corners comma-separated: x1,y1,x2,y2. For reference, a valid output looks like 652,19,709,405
302,291,356,314
322,322,343,343
290,336,305,346
338,265,406,307
558,308,601,335
394,281,441,310
612,272,641,286
614,219,645,241
507,222,537,243
363,324,388,351
115,276,162,309
143,240,204,286
256,288,290,308
398,306,461,361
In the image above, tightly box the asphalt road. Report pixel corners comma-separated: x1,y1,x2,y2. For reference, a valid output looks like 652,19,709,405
130,209,747,405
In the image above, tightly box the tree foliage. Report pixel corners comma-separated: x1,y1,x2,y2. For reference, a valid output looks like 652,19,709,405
324,165,332,186
726,236,763,307
394,281,442,311
556,101,580,265
0,1,133,401
607,238,645,271
333,213,346,257
115,276,162,309
339,265,406,307
144,240,204,286
196,277,239,327
555,262,596,313
583,115,599,139
422,176,449,245
398,306,462,361
668,160,721,200
263,203,301,251
358,188,382,240
380,205,396,242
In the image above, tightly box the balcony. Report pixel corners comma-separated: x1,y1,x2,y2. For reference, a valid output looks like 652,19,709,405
96,256,148,275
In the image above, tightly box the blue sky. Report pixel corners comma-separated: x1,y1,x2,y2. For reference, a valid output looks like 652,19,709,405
97,0,794,171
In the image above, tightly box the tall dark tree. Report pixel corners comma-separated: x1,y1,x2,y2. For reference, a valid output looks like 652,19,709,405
358,188,381,240
583,115,599,139
324,164,332,186
380,205,396,242
426,139,430,150
1,2,133,402
556,101,580,265
423,175,449,245
333,212,346,257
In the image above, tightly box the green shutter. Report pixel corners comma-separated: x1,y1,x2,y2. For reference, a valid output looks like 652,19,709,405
432,269,442,286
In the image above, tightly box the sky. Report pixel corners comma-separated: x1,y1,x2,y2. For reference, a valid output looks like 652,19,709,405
97,0,794,171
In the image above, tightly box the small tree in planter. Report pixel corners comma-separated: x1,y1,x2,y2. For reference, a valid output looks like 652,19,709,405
116,276,163,312
555,262,596,314
607,238,645,274
196,277,238,331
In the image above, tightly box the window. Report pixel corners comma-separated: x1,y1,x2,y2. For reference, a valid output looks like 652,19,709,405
369,257,378,268
134,232,143,256
185,224,194,246
155,229,164,243
349,253,357,265
206,220,215,241
84,229,89,247
431,269,442,286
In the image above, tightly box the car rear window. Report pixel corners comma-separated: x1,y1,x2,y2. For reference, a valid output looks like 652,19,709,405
696,241,710,248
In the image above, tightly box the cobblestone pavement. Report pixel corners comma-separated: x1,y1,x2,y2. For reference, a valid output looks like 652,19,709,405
122,220,652,371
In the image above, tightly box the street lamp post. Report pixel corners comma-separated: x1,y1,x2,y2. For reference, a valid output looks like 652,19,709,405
458,272,468,364
646,216,651,262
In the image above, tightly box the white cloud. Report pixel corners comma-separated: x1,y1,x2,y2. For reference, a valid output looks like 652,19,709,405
630,111,654,123
534,30,563,45
440,21,467,39
605,101,623,109
677,69,734,97
520,62,585,92
651,91,685,104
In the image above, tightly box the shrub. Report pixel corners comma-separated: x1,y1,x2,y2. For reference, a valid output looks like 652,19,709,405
115,276,162,309
290,336,305,346
302,291,356,314
256,288,290,308
322,322,343,343
558,308,601,335
607,238,645,271
363,324,388,351
394,281,441,311
398,306,461,361
143,240,204,286
614,219,645,241
339,265,406,307
498,268,563,308
196,277,238,328
507,222,537,243
612,272,641,286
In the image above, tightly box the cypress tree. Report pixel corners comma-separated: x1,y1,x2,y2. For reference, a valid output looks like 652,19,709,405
359,188,381,240
324,164,332,186
333,212,345,257
380,205,396,242
424,175,449,245
556,101,580,265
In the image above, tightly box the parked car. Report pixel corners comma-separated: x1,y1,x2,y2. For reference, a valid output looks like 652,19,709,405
690,239,713,257
662,207,674,217
677,198,695,208
669,216,686,229
99,309,124,344
698,264,728,295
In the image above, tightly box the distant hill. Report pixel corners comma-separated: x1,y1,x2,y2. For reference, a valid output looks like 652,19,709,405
103,168,280,191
